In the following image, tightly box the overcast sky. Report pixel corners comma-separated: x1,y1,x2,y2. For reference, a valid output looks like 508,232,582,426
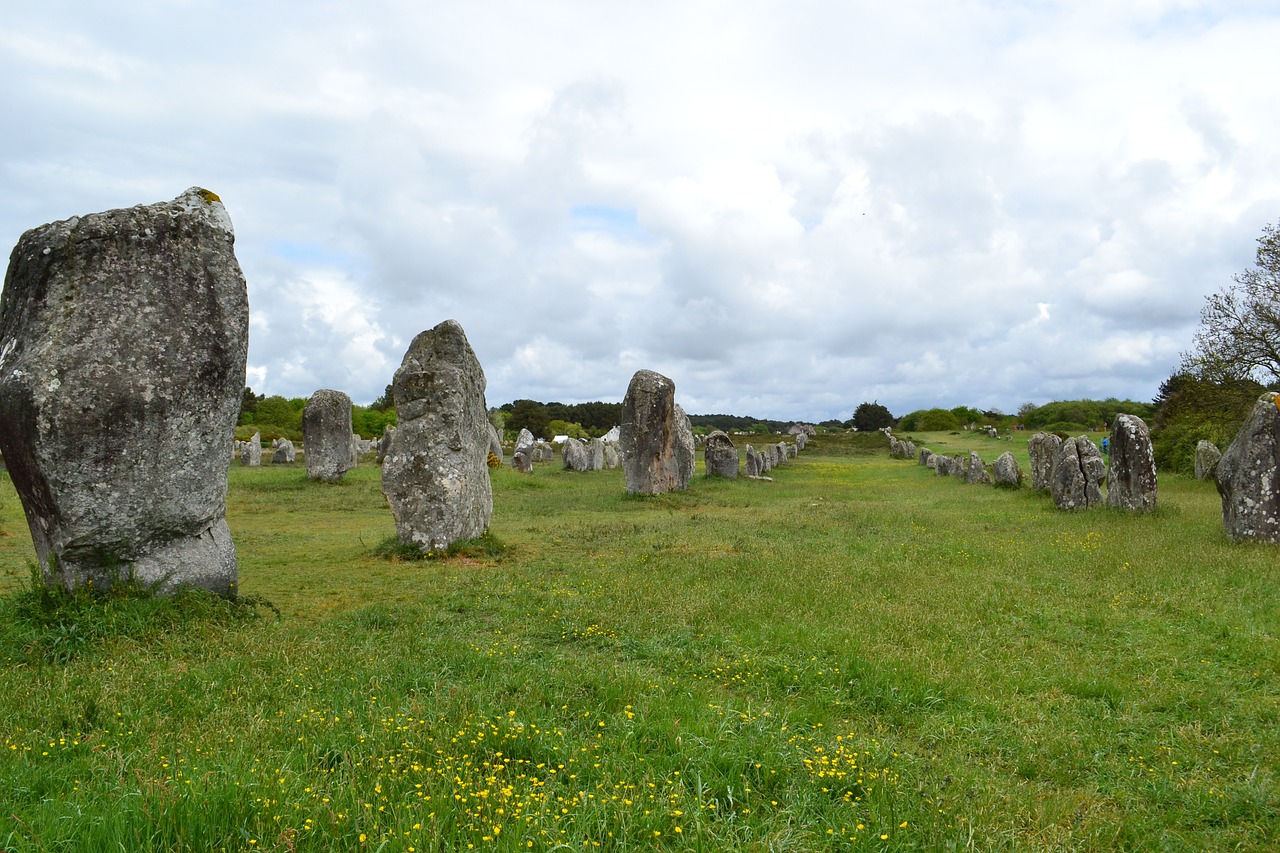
3,2,1278,422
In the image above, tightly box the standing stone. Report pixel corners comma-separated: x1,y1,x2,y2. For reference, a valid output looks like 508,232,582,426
511,448,534,473
488,422,504,464
271,437,296,464
918,448,933,466
620,370,693,494
704,430,739,478
381,319,492,550
514,428,536,457
562,438,590,472
795,433,807,451
241,432,262,466
1194,440,1222,481
586,437,606,471
964,451,991,485
1216,393,1280,542
992,451,1022,489
1106,414,1157,512
1051,436,1106,510
376,424,396,464
0,187,247,594
603,442,620,468
1027,432,1063,491
303,390,356,482
744,444,760,477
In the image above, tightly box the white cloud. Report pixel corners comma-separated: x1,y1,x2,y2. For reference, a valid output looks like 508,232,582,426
3,1,1280,420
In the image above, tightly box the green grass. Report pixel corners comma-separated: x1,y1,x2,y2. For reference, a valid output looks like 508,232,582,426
0,432,1276,851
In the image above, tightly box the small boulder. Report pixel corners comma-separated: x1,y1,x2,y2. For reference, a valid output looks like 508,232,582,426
704,430,739,478
1027,432,1063,492
1194,440,1221,481
1215,393,1280,542
303,390,356,482
992,451,1022,489
1105,414,1157,512
1051,436,1105,510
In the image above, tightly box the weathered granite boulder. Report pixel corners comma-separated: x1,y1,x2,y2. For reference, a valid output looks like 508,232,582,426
795,433,807,451
674,405,695,484
241,432,262,466
535,442,554,462
271,437,296,464
511,448,534,473
1194,440,1222,481
964,451,991,485
562,438,591,472
1106,414,1157,511
1215,393,1280,542
918,447,933,466
376,424,396,464
381,319,492,550
488,422,504,464
1051,436,1105,510
514,428,536,457
303,390,356,482
787,422,816,436
992,451,1022,489
704,430,739,478
620,370,693,494
744,444,760,477
0,187,247,594
1027,432,1063,491
583,437,603,470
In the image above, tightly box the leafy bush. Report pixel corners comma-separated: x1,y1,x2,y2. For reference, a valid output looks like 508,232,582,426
898,408,961,431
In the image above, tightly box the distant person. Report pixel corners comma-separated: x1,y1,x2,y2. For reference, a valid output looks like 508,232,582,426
1101,436,1109,457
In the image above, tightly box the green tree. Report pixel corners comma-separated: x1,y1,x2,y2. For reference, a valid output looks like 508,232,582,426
1150,372,1264,474
546,419,589,439
1182,222,1280,383
238,387,262,425
852,401,894,431
506,399,550,440
254,395,300,431
898,408,961,431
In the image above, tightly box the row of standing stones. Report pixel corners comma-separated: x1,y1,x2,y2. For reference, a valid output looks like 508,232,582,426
10,188,1276,598
508,368,806,486
904,418,1157,512
0,190,808,598
900,398,1280,543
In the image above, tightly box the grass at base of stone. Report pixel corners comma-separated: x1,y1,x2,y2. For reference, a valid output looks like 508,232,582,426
0,435,1277,851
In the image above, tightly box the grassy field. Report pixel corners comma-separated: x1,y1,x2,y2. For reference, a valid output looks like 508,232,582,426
1,430,1277,851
